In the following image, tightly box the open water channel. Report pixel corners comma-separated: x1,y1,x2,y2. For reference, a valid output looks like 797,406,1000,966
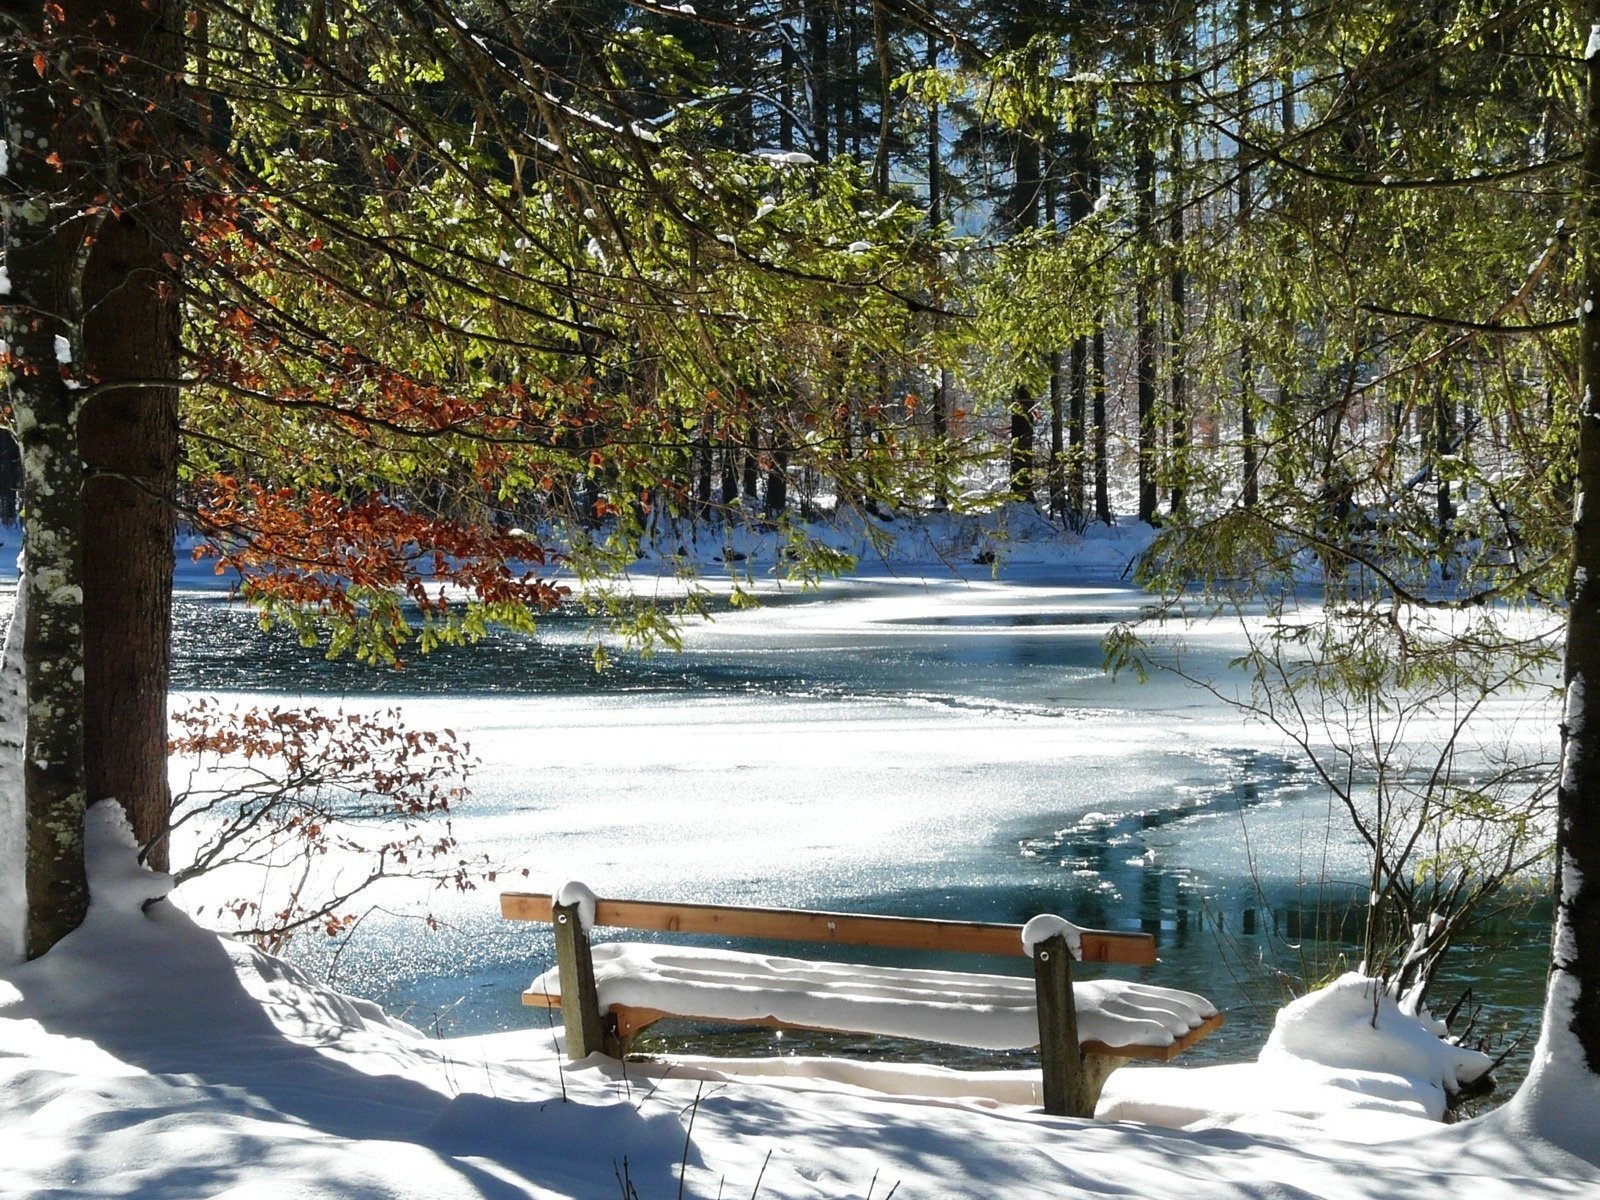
160,567,1553,1090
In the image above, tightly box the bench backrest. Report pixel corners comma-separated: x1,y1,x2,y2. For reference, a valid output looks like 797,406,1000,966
500,891,1156,967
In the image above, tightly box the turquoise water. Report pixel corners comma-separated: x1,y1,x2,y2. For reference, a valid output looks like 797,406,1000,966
165,576,1553,1090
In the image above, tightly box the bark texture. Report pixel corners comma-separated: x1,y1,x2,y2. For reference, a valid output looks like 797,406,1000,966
3,2,90,956
1552,0,1600,1080
0,577,27,966
78,0,180,869
2,1,181,952
1135,88,1159,525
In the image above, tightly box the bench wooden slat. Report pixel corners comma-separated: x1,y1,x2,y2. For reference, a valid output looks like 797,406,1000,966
1082,1013,1225,1061
501,892,1156,967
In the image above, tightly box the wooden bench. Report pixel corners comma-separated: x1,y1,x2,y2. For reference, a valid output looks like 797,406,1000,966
500,888,1222,1118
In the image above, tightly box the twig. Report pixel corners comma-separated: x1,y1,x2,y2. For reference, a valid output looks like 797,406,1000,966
750,1149,772,1200
678,1082,704,1200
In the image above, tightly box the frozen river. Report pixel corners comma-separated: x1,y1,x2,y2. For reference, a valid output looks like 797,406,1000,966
163,567,1555,1078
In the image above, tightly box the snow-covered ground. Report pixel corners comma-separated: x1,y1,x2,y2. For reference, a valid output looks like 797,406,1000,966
1,804,1595,1199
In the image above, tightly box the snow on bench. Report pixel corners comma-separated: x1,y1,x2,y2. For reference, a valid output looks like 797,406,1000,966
527,942,1218,1054
500,886,1222,1118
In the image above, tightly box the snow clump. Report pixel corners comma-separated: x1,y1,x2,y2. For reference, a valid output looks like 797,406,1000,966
1020,913,1085,960
554,879,599,932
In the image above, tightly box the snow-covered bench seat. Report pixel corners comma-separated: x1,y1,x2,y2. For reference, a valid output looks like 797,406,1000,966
500,888,1222,1117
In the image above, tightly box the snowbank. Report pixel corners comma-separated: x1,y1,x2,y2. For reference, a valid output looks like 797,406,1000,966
1261,973,1492,1104
1099,972,1495,1131
2,805,1596,1198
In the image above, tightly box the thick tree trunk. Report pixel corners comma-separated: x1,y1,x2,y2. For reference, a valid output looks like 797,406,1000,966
1068,338,1087,519
780,34,796,153
4,5,90,956
78,0,180,866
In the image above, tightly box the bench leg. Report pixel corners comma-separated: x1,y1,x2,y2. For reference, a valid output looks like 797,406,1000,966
1080,1053,1124,1112
1033,933,1096,1118
553,901,609,1059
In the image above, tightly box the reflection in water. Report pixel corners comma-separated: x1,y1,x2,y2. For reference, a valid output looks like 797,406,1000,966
1008,745,1545,1076
879,610,1142,628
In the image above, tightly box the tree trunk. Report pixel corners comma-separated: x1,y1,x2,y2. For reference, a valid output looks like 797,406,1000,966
873,2,891,193
1434,390,1454,581
927,32,948,511
806,0,830,162
695,416,713,517
1168,33,1188,519
1088,111,1110,526
79,27,181,866
1275,0,1296,442
780,29,796,154
1093,326,1110,525
1136,84,1159,525
0,577,26,966
1010,385,1035,505
1238,0,1259,509
1045,175,1065,521
839,0,854,161
1048,353,1065,520
742,432,759,504
1523,7,1600,1133
1008,132,1042,505
765,446,788,519
1067,119,1091,520
4,5,89,955
720,441,738,508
